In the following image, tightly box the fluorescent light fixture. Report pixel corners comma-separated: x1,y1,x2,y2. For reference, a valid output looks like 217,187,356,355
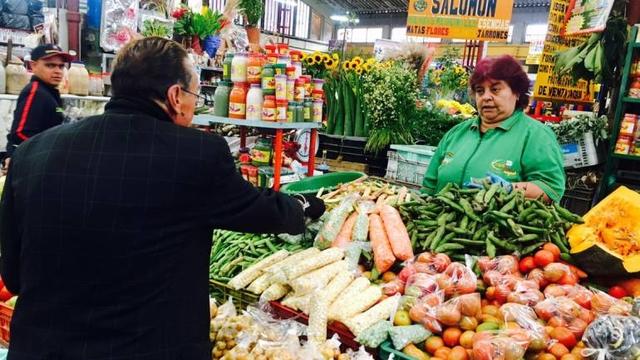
330,15,349,22
275,0,298,6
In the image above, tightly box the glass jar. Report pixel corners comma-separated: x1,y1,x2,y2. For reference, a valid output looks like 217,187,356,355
290,50,302,63
277,43,289,55
312,89,324,101
295,102,304,123
68,62,90,96
312,99,323,122
292,61,302,79
223,53,234,82
303,98,312,121
246,84,263,121
261,64,275,96
286,101,296,123
294,79,305,102
286,79,295,101
252,137,273,166
231,52,248,83
213,81,232,117
247,52,263,85
286,66,296,80
275,74,287,100
274,64,286,76
313,78,325,91
262,95,276,122
276,99,288,122
229,82,248,119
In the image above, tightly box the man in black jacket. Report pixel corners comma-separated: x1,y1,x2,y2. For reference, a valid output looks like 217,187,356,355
5,44,72,166
0,37,324,359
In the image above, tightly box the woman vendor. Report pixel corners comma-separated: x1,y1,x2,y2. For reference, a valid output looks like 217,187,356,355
422,55,565,202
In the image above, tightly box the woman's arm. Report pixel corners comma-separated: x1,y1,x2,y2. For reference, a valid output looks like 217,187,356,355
512,182,550,202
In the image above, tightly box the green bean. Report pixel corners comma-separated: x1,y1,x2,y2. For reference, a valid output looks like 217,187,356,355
460,198,481,222
485,237,496,257
437,196,465,213
430,225,446,251
483,183,500,204
435,243,465,252
499,197,517,213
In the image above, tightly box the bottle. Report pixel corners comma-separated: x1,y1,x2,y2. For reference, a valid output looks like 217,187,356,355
290,50,302,63
252,137,273,166
246,84,263,121
274,64,286,76
295,102,304,123
276,99,288,122
303,98,312,121
286,66,296,80
223,53,234,82
286,79,295,101
277,43,289,56
312,89,324,101
262,95,276,122
313,78,325,91
213,81,232,117
68,62,90,96
301,75,312,97
312,99,323,122
287,101,296,123
265,44,277,64
275,74,287,100
292,61,302,80
247,52,263,85
231,52,248,83
262,64,275,96
294,79,305,102
229,82,248,119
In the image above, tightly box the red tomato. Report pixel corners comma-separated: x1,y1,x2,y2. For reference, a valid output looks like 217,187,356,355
518,256,536,274
0,287,12,302
608,286,628,299
534,250,555,268
542,243,561,261
559,272,578,286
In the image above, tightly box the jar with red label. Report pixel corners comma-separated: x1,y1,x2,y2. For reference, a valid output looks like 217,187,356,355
313,78,324,91
294,79,305,102
247,166,259,186
276,99,288,122
265,44,278,64
229,82,248,119
301,75,312,97
262,95,276,122
277,43,289,55
286,66,296,80
312,89,324,101
290,50,302,62
247,52,263,85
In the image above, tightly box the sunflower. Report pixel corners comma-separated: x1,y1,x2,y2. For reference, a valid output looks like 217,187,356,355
366,58,375,65
350,62,358,70
306,56,316,66
355,67,363,75
313,52,323,64
342,61,352,71
332,53,340,61
362,63,372,73
322,54,331,63
351,56,363,65
325,58,336,69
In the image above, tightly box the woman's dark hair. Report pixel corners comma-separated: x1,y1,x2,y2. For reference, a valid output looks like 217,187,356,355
469,55,530,109
111,37,192,101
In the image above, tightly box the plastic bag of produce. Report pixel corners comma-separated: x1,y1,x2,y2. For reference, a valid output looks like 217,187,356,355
534,296,594,339
389,325,431,350
351,201,374,242
346,346,376,360
408,290,444,333
435,293,481,328
477,255,520,275
505,279,544,306
355,320,392,348
582,315,640,360
500,303,548,349
472,329,531,360
591,288,633,316
543,284,593,309
320,195,358,244
412,252,452,274
344,241,371,273
438,262,477,296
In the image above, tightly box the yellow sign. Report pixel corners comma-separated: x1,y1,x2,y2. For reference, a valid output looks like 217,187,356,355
532,0,595,103
526,40,544,65
406,0,514,41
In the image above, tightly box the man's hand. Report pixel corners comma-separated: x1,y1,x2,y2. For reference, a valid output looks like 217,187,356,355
294,194,325,220
1,158,10,176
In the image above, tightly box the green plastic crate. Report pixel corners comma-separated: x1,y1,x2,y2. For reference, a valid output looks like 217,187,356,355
390,145,436,163
280,171,366,196
378,340,416,360
209,279,259,312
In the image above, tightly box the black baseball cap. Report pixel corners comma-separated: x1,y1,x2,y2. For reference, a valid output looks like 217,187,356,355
31,44,74,62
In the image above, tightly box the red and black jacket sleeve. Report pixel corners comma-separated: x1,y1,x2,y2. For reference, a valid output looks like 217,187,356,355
6,80,64,157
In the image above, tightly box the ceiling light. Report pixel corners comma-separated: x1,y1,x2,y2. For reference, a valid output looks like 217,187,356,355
330,15,349,22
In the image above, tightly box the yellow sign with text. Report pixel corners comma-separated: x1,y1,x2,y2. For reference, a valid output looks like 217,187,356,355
532,0,595,103
406,0,514,41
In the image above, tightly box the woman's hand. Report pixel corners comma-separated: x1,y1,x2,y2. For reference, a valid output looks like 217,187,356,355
512,182,550,202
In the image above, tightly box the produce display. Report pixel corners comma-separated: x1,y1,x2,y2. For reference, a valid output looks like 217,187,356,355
399,183,582,259
568,186,640,275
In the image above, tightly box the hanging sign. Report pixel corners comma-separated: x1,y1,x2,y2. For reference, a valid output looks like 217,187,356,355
406,0,514,41
563,0,615,35
532,0,595,103
526,39,545,65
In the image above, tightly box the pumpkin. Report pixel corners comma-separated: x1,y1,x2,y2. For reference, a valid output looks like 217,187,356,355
567,186,640,275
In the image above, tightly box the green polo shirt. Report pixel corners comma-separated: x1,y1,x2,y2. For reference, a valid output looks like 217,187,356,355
422,110,566,202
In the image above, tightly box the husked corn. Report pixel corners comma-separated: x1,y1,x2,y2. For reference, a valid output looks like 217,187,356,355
328,277,370,319
307,293,329,346
344,295,400,336
289,260,347,295
227,250,289,290
282,247,344,281
331,285,382,322
324,271,354,305
259,283,291,303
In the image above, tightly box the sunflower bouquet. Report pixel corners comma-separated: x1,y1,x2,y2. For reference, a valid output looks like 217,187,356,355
424,48,471,102
302,51,339,79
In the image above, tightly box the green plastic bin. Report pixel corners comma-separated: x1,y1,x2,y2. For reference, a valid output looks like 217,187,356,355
280,172,366,196
378,340,416,360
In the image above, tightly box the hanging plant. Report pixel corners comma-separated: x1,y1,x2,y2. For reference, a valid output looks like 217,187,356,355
238,0,264,27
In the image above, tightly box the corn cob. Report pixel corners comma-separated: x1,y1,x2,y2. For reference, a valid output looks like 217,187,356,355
324,271,354,305
259,283,291,303
332,285,382,322
307,293,330,346
227,250,289,290
328,277,370,319
282,247,344,281
344,295,400,336
251,248,321,293
289,260,347,295
247,272,272,294
281,292,311,313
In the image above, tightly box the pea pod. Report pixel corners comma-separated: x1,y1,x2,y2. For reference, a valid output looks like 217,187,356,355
551,231,571,253
499,197,517,213
514,233,539,242
437,196,465,213
520,241,545,255
485,237,496,257
554,203,585,223
460,198,481,222
435,243,466,253
437,183,453,196
452,238,485,246
488,231,517,252
483,183,500,204
430,225,446,251
507,218,525,237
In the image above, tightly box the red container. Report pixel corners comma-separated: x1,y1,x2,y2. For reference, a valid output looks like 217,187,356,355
0,302,13,345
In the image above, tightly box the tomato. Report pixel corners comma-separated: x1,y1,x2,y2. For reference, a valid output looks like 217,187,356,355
443,327,462,347
459,316,478,331
0,287,12,302
559,272,578,286
552,326,578,348
537,354,558,360
485,286,496,300
425,336,445,354
534,250,555,268
519,256,536,274
434,347,452,359
448,346,469,360
608,286,628,299
459,331,475,349
548,316,568,328
543,243,561,261
549,343,570,358
561,354,580,360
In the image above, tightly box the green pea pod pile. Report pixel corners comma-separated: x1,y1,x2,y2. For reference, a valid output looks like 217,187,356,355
399,183,584,260
209,230,308,282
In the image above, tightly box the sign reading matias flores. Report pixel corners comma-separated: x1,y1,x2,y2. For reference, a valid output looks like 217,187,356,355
407,0,514,41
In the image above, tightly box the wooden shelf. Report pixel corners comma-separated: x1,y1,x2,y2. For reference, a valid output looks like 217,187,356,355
192,114,321,130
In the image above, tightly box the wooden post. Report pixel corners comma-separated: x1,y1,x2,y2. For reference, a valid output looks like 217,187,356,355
66,0,81,55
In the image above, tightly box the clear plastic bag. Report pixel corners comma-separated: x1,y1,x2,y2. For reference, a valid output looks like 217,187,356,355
320,195,358,244
435,293,481,328
534,296,594,339
477,255,520,275
438,262,478,296
389,325,431,350
413,252,452,274
344,241,371,273
352,201,375,242
544,284,593,310
408,290,444,333
591,288,633,316
505,279,544,306
355,320,392,348
500,303,548,347
582,315,640,360
472,330,531,360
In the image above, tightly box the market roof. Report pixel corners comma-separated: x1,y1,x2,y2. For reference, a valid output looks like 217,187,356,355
323,0,550,14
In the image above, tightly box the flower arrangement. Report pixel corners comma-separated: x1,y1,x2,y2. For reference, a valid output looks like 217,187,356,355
424,48,471,103
302,51,339,79
172,6,223,39
436,99,476,118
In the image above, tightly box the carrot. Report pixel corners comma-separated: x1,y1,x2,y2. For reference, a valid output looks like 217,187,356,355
369,214,396,273
379,205,414,261
332,212,358,248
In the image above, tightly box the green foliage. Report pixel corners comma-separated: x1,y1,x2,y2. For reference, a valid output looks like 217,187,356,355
173,7,223,38
239,0,264,26
142,19,172,38
547,114,609,145
409,105,462,146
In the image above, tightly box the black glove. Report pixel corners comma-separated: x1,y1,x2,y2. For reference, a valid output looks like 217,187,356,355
293,194,325,220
